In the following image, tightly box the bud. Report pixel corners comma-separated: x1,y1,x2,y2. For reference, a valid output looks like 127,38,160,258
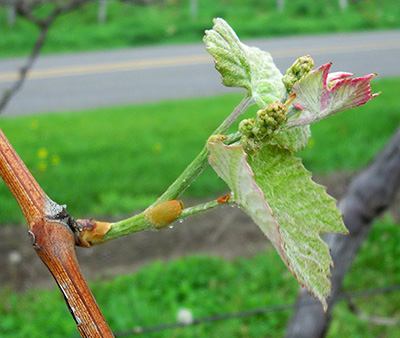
78,220,112,247
240,135,260,153
238,118,255,137
145,200,184,228
255,101,287,138
282,55,315,92
239,101,287,151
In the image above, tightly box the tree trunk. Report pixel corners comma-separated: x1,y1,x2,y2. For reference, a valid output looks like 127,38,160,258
285,125,400,338
277,0,284,12
98,0,107,24
7,0,17,26
339,0,348,10
190,0,198,19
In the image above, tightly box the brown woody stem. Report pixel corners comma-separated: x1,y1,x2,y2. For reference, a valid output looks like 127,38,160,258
30,218,114,337
0,129,114,337
0,129,46,225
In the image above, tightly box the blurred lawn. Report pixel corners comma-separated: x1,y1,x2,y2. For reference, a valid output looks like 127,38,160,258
0,219,399,337
0,77,399,225
1,0,399,58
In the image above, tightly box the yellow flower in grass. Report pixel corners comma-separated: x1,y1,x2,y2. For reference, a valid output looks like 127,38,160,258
30,120,39,131
38,148,48,160
51,155,60,166
152,143,163,153
38,161,47,172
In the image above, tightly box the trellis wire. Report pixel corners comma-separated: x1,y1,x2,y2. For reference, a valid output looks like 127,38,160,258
72,284,399,337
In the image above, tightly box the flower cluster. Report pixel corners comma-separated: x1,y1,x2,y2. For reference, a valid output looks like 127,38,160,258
239,101,287,150
282,55,315,92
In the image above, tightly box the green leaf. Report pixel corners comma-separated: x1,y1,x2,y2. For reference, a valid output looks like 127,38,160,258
207,138,285,257
272,125,311,152
248,145,347,309
207,138,347,309
203,18,285,108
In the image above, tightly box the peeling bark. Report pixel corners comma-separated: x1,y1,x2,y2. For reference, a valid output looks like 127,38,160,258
77,219,112,247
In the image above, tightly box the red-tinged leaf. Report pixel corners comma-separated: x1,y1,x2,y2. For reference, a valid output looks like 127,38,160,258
287,63,378,127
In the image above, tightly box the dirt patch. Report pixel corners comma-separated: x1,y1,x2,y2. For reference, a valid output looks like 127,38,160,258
1,171,398,291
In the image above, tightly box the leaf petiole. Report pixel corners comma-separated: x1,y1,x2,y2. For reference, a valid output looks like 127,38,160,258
149,95,253,208
103,96,252,241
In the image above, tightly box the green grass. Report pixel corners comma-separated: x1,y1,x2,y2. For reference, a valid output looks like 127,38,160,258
1,0,400,58
1,77,399,225
0,219,399,337
0,94,241,224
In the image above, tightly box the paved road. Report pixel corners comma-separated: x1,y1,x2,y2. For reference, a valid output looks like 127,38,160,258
0,30,399,117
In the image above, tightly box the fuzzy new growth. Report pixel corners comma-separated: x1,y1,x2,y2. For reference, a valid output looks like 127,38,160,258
287,63,379,128
283,55,315,93
239,101,287,150
238,118,256,137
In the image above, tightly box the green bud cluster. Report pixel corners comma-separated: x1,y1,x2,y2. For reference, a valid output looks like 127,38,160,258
239,101,287,150
282,55,315,93
238,118,255,137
